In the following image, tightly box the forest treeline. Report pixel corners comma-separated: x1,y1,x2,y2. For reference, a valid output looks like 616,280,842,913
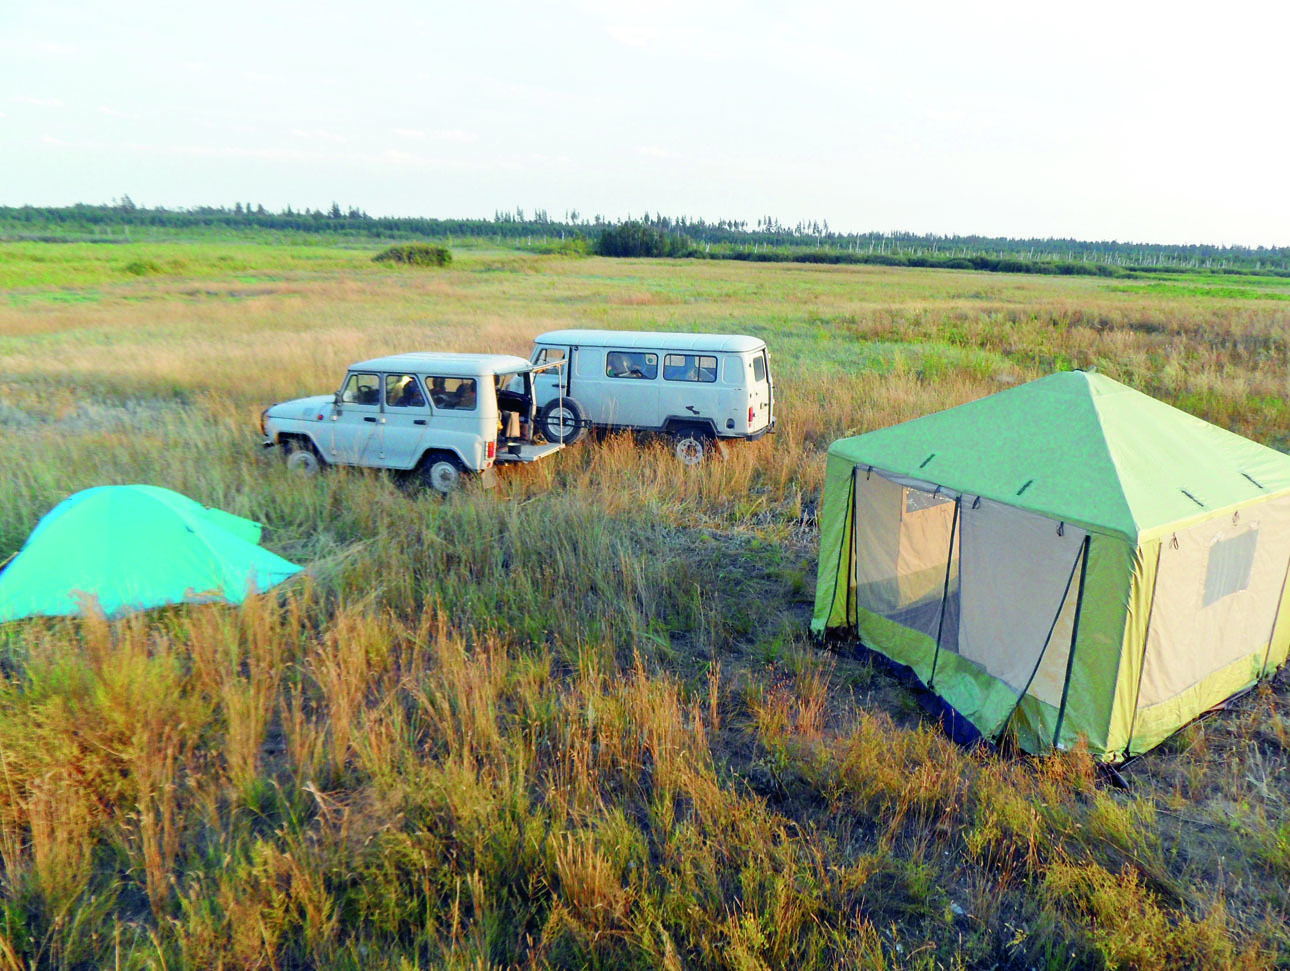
3,199,1288,275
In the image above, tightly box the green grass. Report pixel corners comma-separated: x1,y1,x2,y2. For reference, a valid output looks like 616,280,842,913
0,242,1288,969
1110,282,1290,301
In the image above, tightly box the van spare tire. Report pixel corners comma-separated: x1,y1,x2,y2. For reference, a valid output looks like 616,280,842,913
538,396,587,445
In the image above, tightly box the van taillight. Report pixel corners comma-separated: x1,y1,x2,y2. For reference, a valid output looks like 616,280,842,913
487,441,496,461
748,406,755,424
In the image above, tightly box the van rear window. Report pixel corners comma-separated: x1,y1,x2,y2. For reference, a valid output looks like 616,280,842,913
752,354,767,383
663,354,718,383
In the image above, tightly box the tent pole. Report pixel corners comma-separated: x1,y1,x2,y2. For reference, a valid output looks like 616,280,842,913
843,468,857,633
1260,552,1290,679
1052,535,1092,751
928,496,962,690
1124,542,1165,757
997,536,1085,747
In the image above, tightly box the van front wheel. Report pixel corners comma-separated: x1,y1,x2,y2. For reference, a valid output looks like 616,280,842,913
538,397,587,445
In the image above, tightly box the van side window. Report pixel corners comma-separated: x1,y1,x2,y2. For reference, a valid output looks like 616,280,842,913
605,351,657,380
663,354,718,383
752,354,767,383
426,376,478,410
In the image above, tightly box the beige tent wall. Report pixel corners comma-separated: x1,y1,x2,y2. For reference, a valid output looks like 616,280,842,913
957,498,1087,701
1139,495,1290,709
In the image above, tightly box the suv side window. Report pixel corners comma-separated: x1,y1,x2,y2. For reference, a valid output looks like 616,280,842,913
663,354,718,383
605,351,657,380
426,376,478,411
341,372,381,405
385,374,427,408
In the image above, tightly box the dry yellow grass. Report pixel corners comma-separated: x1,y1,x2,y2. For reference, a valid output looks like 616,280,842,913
0,241,1288,969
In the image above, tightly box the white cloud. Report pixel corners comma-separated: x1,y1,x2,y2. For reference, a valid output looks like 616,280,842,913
435,129,478,144
13,96,63,107
392,128,427,139
97,106,128,117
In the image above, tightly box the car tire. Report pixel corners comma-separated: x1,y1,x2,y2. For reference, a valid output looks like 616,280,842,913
283,439,322,475
422,453,466,495
538,396,587,445
673,430,712,466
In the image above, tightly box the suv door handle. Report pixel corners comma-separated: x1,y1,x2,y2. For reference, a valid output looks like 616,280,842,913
413,419,426,425
363,416,377,423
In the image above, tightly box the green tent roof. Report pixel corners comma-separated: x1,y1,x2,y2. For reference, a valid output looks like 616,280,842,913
827,371,1290,540
0,485,303,622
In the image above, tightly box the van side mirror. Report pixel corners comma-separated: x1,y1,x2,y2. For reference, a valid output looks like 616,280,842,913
333,391,343,416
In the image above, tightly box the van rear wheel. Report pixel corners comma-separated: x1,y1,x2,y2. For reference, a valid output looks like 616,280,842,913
674,430,714,466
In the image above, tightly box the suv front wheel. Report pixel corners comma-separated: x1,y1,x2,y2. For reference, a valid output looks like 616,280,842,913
283,439,323,475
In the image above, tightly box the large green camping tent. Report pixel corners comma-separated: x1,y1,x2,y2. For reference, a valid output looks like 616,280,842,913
0,485,302,622
812,371,1290,759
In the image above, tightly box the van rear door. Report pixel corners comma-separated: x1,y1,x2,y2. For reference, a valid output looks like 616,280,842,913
746,349,772,432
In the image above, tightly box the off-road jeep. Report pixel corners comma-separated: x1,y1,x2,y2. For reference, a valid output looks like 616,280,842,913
259,352,578,493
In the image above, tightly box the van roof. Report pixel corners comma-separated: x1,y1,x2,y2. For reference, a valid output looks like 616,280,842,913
534,329,766,354
349,352,532,376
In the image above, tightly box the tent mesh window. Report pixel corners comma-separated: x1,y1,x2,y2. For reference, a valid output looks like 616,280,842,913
853,474,960,647
1203,528,1258,607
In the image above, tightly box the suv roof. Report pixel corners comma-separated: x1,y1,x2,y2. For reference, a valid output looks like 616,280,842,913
349,352,532,377
534,330,766,353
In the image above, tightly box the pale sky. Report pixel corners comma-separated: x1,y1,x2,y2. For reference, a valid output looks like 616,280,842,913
3,1,1288,246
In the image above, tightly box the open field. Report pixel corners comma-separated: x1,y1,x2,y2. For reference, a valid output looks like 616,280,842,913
1,241,1289,969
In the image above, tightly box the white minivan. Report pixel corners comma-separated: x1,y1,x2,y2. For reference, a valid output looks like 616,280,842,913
527,330,775,463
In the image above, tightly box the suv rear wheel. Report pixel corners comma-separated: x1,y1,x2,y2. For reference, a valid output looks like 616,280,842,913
422,453,466,495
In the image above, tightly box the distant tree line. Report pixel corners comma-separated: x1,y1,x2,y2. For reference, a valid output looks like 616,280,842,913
2,200,1287,275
